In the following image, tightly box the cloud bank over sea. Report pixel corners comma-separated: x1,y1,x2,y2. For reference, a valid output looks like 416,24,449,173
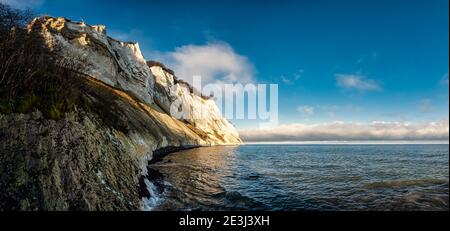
239,119,449,142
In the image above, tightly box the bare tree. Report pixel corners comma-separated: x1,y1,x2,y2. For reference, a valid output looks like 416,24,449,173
0,3,33,31
0,3,85,119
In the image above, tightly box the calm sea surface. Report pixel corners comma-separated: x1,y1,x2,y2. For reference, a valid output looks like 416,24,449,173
143,144,449,211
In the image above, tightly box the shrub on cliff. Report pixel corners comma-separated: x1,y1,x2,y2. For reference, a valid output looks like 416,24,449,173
0,3,33,35
0,3,83,119
146,60,175,75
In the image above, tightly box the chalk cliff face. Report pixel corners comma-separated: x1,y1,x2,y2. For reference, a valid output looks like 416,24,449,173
28,16,241,145
0,16,241,211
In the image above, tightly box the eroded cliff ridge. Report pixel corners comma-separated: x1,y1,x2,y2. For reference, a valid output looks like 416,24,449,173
0,16,241,210
30,16,241,145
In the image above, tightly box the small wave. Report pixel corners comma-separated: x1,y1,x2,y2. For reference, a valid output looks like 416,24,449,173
245,174,261,180
213,191,265,209
140,167,166,211
365,179,448,190
141,178,165,211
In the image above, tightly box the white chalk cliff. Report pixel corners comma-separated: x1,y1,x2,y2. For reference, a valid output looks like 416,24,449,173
29,16,241,146
0,16,241,211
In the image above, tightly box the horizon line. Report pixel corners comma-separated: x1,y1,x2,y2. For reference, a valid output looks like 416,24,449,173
242,140,449,145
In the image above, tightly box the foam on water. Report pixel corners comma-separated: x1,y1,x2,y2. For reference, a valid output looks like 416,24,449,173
141,178,165,211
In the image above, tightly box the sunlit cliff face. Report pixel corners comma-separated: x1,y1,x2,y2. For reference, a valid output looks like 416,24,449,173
28,16,242,145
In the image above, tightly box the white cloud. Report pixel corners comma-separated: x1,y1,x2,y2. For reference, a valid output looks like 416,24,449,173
356,52,378,65
153,41,254,85
239,120,449,142
0,0,43,9
280,69,303,85
280,75,292,85
417,99,436,113
441,73,449,86
297,105,314,116
335,74,381,92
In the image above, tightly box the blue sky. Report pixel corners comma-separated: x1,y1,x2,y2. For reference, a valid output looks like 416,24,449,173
4,0,449,140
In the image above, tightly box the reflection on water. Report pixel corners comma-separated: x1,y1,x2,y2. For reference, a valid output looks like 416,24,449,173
144,144,449,211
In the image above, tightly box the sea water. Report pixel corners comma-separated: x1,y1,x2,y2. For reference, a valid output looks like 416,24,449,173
144,144,449,211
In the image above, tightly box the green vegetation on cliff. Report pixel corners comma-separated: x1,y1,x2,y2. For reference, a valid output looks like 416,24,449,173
0,3,82,120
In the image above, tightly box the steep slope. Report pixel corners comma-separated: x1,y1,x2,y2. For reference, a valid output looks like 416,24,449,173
28,16,241,145
0,16,241,210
